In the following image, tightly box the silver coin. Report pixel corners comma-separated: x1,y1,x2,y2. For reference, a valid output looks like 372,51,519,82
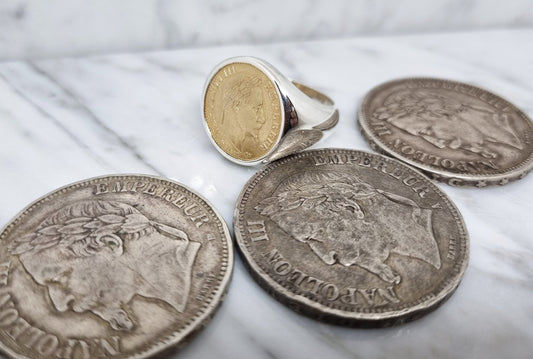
234,149,468,326
0,175,233,359
358,78,533,187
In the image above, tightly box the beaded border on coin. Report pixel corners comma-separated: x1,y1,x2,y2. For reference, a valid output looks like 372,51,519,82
202,56,338,166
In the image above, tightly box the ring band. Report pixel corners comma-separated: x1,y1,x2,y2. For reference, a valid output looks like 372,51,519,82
202,56,338,166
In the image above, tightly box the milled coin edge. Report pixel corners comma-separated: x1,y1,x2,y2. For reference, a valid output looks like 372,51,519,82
357,77,533,187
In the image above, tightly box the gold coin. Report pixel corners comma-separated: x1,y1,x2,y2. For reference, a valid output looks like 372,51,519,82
204,63,283,161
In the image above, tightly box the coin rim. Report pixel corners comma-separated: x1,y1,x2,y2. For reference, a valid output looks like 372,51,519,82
357,77,533,187
234,148,469,325
0,174,234,359
202,57,286,166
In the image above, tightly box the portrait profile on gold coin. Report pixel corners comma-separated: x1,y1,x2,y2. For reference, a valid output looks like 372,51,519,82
217,74,268,159
9,200,200,332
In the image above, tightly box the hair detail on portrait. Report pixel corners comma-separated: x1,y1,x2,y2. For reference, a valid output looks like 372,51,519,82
11,200,151,256
217,74,267,157
373,89,523,158
222,74,263,115
255,170,440,285
9,200,201,332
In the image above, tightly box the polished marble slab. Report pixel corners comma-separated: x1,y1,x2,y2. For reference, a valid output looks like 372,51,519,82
0,28,532,358
2,0,533,60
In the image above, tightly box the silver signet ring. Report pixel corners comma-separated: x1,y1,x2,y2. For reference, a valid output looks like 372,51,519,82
202,56,338,166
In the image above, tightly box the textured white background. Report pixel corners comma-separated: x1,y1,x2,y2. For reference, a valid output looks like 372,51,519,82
1,0,533,60
0,1,533,358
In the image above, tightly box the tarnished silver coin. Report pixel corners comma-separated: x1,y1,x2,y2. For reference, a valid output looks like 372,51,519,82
0,175,233,359
358,78,533,187
234,149,468,326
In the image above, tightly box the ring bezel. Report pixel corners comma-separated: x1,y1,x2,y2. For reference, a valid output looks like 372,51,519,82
202,56,338,166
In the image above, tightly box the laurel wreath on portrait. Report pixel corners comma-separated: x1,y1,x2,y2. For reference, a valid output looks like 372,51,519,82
9,212,188,257
372,88,450,122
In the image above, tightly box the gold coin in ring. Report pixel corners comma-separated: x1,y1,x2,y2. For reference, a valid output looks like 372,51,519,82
203,63,283,162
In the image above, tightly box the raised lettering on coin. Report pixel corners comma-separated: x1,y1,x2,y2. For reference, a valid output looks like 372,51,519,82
358,78,533,186
0,175,233,359
234,149,469,326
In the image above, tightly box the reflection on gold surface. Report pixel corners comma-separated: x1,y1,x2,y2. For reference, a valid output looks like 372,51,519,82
204,63,283,161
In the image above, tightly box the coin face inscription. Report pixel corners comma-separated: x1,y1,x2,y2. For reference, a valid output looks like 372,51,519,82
0,175,232,359
234,149,468,325
204,62,283,161
358,78,533,186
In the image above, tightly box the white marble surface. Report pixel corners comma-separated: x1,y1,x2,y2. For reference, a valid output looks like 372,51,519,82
2,0,533,60
0,28,532,358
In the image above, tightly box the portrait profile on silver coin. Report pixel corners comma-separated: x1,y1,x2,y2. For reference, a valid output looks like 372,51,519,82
374,89,523,159
255,171,441,284
9,200,201,331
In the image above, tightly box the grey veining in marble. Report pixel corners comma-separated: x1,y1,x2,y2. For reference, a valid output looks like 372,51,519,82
0,28,532,359
1,0,533,60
